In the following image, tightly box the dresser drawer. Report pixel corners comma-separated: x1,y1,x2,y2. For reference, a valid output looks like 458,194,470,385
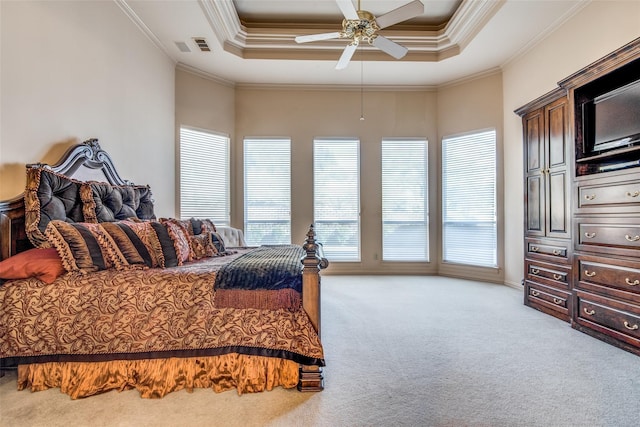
578,180,640,210
525,259,570,290
524,280,570,321
576,291,640,348
525,238,570,262
576,218,640,257
576,256,640,298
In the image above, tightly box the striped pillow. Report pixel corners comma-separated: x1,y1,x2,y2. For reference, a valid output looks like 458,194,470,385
100,222,154,268
45,220,181,273
160,218,192,265
45,220,126,273
115,220,167,268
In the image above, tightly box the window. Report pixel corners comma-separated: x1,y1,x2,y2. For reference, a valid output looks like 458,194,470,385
179,126,230,225
442,129,496,267
382,139,429,261
243,138,291,245
313,138,360,261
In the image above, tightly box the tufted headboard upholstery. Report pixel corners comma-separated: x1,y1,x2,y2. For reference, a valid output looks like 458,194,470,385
87,181,155,223
0,139,155,259
24,168,88,248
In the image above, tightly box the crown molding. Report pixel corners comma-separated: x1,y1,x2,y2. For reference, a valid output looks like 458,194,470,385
501,0,591,70
176,63,236,88
444,0,506,52
199,0,504,62
438,67,502,90
234,82,437,92
114,0,175,62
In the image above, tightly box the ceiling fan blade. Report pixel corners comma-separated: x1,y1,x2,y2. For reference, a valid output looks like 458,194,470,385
373,35,408,59
335,0,359,20
295,32,342,43
375,0,424,29
335,43,358,70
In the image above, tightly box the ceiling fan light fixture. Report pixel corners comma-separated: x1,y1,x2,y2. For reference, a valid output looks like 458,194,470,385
340,10,379,45
295,0,423,70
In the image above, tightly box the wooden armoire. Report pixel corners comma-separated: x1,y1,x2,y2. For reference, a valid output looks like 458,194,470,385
517,38,640,355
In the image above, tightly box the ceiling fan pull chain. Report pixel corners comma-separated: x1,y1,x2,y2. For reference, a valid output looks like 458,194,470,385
360,56,365,121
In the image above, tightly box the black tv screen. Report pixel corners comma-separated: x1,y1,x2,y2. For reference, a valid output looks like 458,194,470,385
592,79,640,152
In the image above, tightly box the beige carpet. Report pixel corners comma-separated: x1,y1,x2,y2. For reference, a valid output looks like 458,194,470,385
1,275,640,427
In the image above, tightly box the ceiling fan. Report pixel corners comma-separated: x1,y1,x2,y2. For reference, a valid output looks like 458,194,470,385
294,0,424,70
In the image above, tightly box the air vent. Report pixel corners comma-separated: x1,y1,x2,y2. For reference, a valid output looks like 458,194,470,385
192,37,211,52
174,41,191,53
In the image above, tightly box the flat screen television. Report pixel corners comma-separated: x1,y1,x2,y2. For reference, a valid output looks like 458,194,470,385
583,79,640,154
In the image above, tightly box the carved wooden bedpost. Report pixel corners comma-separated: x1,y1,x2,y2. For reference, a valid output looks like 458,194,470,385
298,224,328,392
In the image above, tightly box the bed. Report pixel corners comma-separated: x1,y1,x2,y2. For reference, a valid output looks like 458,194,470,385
0,139,327,399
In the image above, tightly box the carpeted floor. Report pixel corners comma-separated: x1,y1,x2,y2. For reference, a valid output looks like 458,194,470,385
1,275,639,427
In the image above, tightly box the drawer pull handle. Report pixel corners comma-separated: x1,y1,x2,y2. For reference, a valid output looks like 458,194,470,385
584,194,596,201
583,308,595,315
553,274,563,281
624,321,639,331
552,250,561,256
625,234,640,242
553,298,563,305
584,232,596,239
584,270,596,277
625,278,640,286
531,268,540,275
530,246,539,252
626,191,640,198
531,290,540,297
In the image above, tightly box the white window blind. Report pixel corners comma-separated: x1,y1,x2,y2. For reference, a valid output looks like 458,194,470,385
179,126,230,225
244,138,291,245
382,139,429,261
442,129,497,267
313,138,360,261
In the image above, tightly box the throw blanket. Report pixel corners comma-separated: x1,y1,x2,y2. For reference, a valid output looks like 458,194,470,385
214,245,305,291
213,245,305,310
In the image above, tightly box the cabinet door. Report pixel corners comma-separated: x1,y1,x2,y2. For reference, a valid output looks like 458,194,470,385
524,109,545,236
545,97,571,239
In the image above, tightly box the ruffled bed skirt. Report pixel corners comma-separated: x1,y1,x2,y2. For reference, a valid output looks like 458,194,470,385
17,354,300,399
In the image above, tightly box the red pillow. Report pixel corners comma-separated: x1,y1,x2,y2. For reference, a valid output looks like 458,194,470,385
0,248,65,284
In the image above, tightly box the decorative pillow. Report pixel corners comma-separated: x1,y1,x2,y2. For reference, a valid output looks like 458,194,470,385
189,232,216,260
100,222,154,268
134,185,156,220
0,248,65,284
83,181,157,222
187,218,217,235
160,218,192,264
200,218,217,234
24,167,88,248
149,222,179,268
211,231,227,254
116,220,166,268
45,220,127,273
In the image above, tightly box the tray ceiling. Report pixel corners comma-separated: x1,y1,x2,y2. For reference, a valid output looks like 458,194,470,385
120,0,589,87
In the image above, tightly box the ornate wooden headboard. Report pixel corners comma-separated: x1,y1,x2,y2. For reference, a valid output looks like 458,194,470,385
0,139,129,261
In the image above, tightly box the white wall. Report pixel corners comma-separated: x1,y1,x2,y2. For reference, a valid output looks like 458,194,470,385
174,68,235,220
0,0,176,217
502,1,640,286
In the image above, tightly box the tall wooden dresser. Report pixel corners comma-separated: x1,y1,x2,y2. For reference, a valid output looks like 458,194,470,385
517,38,640,355
516,89,573,322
